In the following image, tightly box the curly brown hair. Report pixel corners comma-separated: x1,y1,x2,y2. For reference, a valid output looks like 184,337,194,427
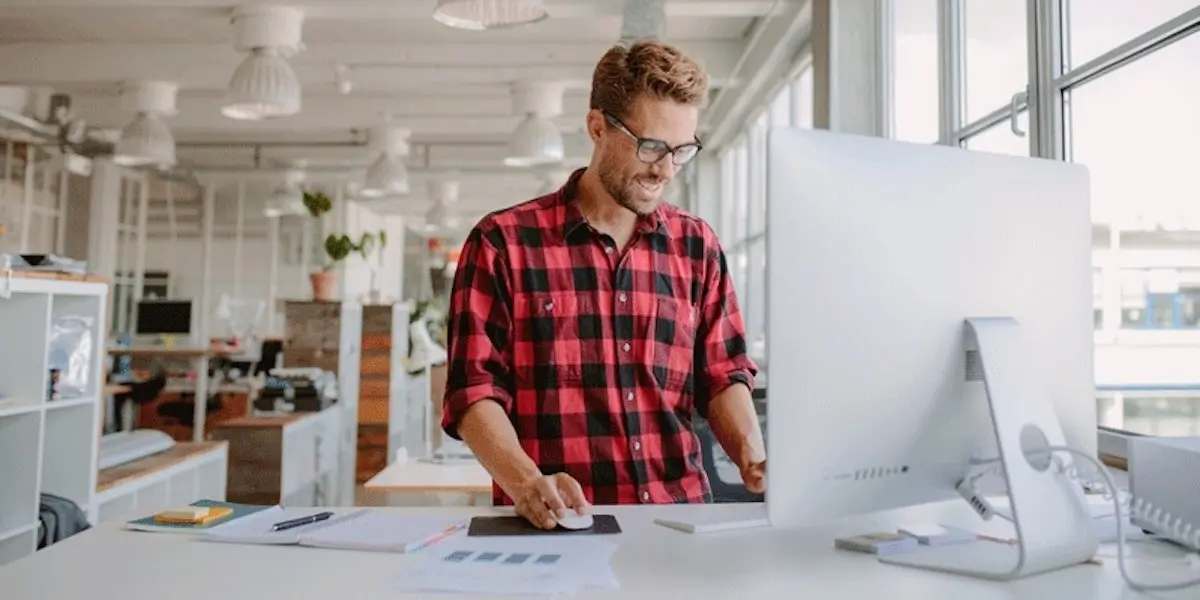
589,39,710,120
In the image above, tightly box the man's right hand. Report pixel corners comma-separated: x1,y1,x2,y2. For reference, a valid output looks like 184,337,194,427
514,472,592,530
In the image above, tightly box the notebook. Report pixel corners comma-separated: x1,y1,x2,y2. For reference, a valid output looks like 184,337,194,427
203,508,469,553
124,500,274,534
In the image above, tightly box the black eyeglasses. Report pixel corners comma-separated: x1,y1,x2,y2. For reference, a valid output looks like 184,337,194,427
604,113,703,167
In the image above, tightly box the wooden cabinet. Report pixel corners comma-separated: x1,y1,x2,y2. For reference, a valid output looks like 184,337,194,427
209,409,340,506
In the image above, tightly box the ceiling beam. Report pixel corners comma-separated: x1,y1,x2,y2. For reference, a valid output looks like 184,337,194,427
169,133,593,170
71,93,595,135
701,0,813,148
0,41,742,92
0,1,777,20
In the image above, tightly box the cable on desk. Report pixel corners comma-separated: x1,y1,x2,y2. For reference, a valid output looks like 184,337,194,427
963,446,1200,592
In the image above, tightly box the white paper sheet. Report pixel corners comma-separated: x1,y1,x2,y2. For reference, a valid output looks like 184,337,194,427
386,535,620,596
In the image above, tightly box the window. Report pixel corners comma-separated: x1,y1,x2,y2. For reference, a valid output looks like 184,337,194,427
962,111,1030,156
892,0,939,142
791,64,814,129
1067,32,1199,237
1065,0,1200,69
963,0,1028,122
1064,15,1200,438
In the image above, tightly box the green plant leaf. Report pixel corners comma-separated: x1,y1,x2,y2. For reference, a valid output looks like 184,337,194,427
324,233,353,265
303,190,333,218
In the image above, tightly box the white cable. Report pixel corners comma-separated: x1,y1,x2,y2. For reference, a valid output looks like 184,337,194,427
1048,445,1200,592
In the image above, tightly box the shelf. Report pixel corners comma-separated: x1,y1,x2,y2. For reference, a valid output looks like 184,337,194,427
41,398,99,510
0,398,42,418
0,521,36,544
0,527,35,567
0,412,41,538
0,277,108,565
45,396,98,412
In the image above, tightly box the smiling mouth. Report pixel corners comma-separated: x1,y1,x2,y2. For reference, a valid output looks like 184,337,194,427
636,179,663,195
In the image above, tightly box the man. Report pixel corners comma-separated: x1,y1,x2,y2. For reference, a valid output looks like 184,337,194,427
441,39,765,530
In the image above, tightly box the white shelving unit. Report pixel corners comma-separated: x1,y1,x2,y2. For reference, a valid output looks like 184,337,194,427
0,273,108,567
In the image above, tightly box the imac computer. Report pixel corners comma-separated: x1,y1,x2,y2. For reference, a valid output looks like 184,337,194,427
765,128,1099,580
134,299,195,343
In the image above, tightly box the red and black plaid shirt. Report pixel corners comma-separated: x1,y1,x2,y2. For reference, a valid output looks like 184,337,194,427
441,168,757,506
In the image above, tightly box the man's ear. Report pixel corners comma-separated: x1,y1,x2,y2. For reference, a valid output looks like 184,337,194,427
585,109,606,143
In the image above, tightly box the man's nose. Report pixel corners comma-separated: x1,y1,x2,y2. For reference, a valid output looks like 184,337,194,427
648,155,677,179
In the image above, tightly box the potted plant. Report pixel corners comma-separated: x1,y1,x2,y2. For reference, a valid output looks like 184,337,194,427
311,233,354,301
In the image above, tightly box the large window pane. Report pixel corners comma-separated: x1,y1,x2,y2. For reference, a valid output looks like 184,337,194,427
892,0,939,142
768,84,791,128
1069,32,1200,229
1072,32,1200,436
964,0,1028,122
791,65,813,129
1066,0,1199,69
962,113,1030,156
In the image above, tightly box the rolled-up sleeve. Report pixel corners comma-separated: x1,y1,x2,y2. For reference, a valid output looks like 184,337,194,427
693,234,758,418
441,223,515,440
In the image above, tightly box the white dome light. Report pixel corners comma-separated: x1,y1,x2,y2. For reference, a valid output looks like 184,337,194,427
114,113,176,167
263,168,308,217
223,48,302,120
361,154,410,197
113,80,178,167
262,184,306,217
432,0,549,30
505,81,564,167
505,115,564,167
360,125,411,198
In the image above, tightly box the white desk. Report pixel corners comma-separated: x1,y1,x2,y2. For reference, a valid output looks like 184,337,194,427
1,501,1194,599
363,458,492,506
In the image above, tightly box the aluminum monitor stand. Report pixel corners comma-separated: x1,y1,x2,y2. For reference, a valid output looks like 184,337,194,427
880,317,1098,579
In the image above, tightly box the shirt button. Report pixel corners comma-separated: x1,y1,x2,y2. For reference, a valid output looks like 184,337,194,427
622,342,631,352
625,392,634,402
544,301,553,310
605,246,614,255
642,491,651,502
632,440,641,452
618,293,627,303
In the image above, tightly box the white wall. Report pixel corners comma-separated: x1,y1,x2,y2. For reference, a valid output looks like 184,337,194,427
341,201,407,304
142,236,309,336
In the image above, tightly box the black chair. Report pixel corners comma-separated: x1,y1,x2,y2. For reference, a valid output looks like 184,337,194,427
696,417,766,503
156,391,223,428
256,339,283,376
113,372,167,408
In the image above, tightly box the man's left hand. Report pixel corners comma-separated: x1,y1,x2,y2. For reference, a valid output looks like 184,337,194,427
740,460,766,494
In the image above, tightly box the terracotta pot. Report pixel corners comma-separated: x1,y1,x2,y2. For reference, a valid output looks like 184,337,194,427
310,271,338,301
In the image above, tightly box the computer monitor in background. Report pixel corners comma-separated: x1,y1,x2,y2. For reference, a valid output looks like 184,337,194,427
135,299,194,338
765,128,1098,579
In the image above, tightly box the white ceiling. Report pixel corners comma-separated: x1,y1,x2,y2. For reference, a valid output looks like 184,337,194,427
0,0,811,234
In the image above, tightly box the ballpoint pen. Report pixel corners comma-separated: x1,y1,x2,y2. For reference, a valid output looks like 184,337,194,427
270,511,334,532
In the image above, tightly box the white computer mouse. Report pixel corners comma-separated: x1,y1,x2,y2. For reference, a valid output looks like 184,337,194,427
556,511,594,530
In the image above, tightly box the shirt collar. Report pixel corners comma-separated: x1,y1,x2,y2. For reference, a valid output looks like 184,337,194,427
558,167,670,241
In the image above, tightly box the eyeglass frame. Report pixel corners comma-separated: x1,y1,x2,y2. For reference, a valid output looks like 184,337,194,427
603,112,703,167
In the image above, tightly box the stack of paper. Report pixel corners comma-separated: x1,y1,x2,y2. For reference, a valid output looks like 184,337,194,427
387,535,620,596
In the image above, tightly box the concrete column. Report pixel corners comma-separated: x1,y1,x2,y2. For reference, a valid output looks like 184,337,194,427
86,158,122,282
811,0,890,136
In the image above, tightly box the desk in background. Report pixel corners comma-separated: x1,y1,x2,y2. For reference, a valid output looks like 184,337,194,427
361,456,491,507
106,345,236,441
0,499,1193,599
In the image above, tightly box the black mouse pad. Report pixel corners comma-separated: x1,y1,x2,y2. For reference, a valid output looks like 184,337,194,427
467,514,622,536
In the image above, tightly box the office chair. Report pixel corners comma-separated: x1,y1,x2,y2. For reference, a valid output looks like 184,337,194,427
113,371,168,408
156,391,223,428
696,417,766,504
